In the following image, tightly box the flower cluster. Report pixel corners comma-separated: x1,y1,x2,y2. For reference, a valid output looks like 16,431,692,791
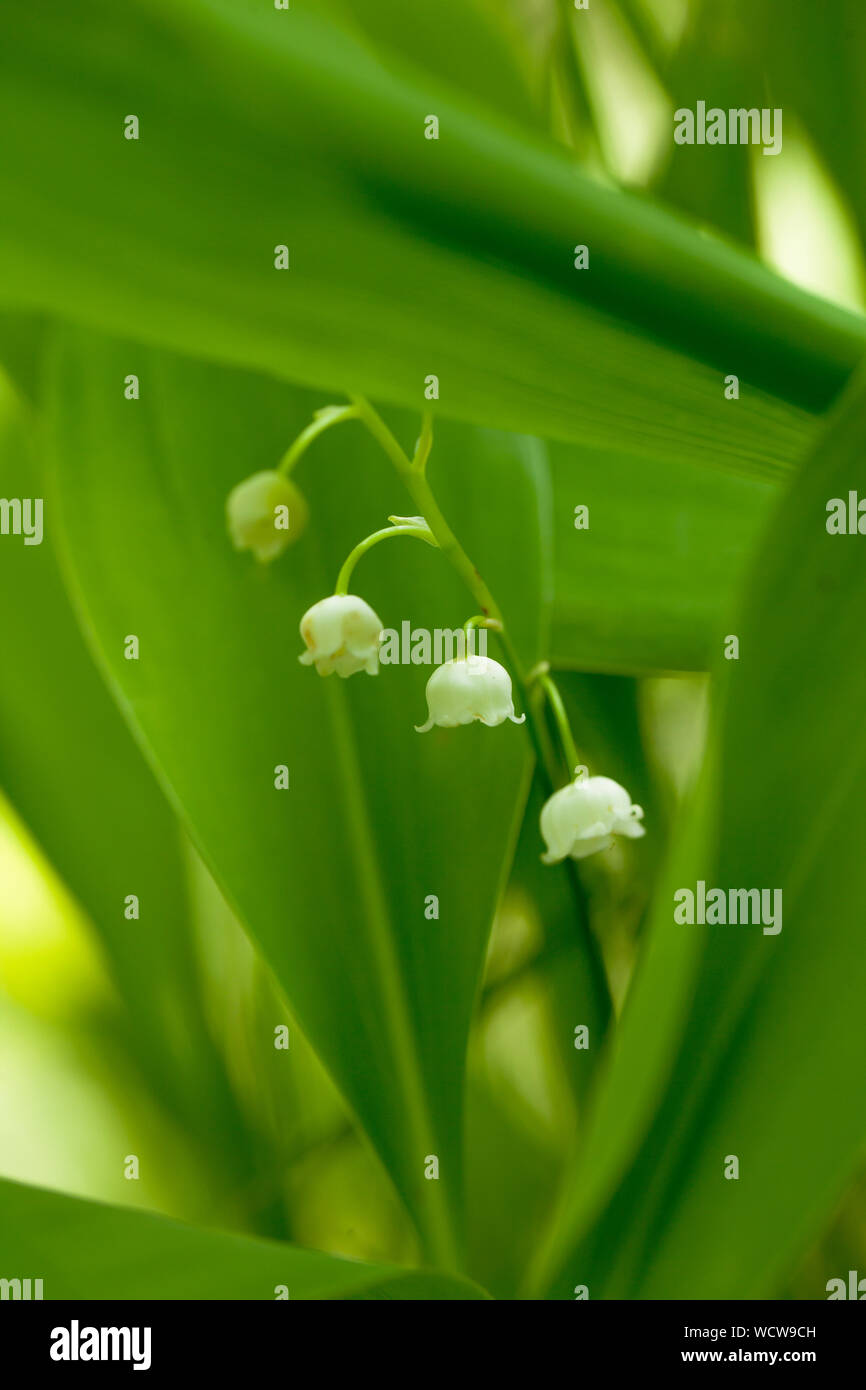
228,444,645,865
292,591,642,861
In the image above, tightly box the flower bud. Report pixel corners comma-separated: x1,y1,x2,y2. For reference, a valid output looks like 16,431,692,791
299,594,383,677
227,471,308,562
540,771,644,863
415,655,525,732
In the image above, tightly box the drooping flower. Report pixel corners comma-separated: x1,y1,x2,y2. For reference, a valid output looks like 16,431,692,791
299,594,383,677
227,471,308,562
415,655,525,732
540,770,644,863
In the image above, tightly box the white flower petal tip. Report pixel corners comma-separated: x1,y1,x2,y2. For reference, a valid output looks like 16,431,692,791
226,471,308,562
415,655,524,733
540,774,645,865
298,594,383,680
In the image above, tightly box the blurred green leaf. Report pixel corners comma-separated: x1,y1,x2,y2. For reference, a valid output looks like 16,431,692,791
320,0,541,127
0,0,858,476
548,441,778,672
463,1076,560,1300
46,328,542,1265
0,374,259,1215
650,1,757,245
430,421,553,666
535,359,866,1298
743,0,866,250
0,312,46,406
0,1177,487,1299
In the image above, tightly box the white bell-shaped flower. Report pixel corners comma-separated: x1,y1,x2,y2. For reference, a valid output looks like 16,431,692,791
540,770,644,863
227,471,308,562
415,655,525,732
299,594,383,678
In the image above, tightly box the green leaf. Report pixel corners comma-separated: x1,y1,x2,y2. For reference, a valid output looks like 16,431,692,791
0,373,257,1203
548,440,779,672
0,1178,487,1299
742,0,866,251
463,1076,561,1300
46,327,541,1265
0,0,856,474
0,311,46,405
429,420,553,666
320,0,541,128
650,2,757,245
534,359,866,1298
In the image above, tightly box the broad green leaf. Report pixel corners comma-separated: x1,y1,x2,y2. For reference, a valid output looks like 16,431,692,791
463,1076,561,1300
46,327,541,1265
650,1,757,245
0,0,858,475
548,441,778,672
320,0,541,128
534,360,866,1298
0,312,46,406
0,374,258,1209
0,1178,487,1299
430,420,553,666
743,0,866,251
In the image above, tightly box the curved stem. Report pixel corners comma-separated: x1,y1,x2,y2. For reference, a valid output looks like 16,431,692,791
462,613,501,649
350,397,584,799
460,613,502,658
463,614,502,634
537,673,581,779
278,404,358,477
351,398,504,619
335,524,435,595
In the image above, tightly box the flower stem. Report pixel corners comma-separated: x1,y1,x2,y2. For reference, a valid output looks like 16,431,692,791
278,404,358,477
535,672,581,780
345,402,611,1058
351,396,505,623
334,523,437,595
350,397,585,796
464,615,502,634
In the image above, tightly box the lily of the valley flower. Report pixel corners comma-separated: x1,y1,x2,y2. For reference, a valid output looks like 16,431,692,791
415,655,525,732
227,471,308,562
299,594,383,677
540,770,644,863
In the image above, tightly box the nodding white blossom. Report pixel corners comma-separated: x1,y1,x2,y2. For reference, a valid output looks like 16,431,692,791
227,471,308,562
415,655,525,732
540,771,644,863
299,594,383,678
